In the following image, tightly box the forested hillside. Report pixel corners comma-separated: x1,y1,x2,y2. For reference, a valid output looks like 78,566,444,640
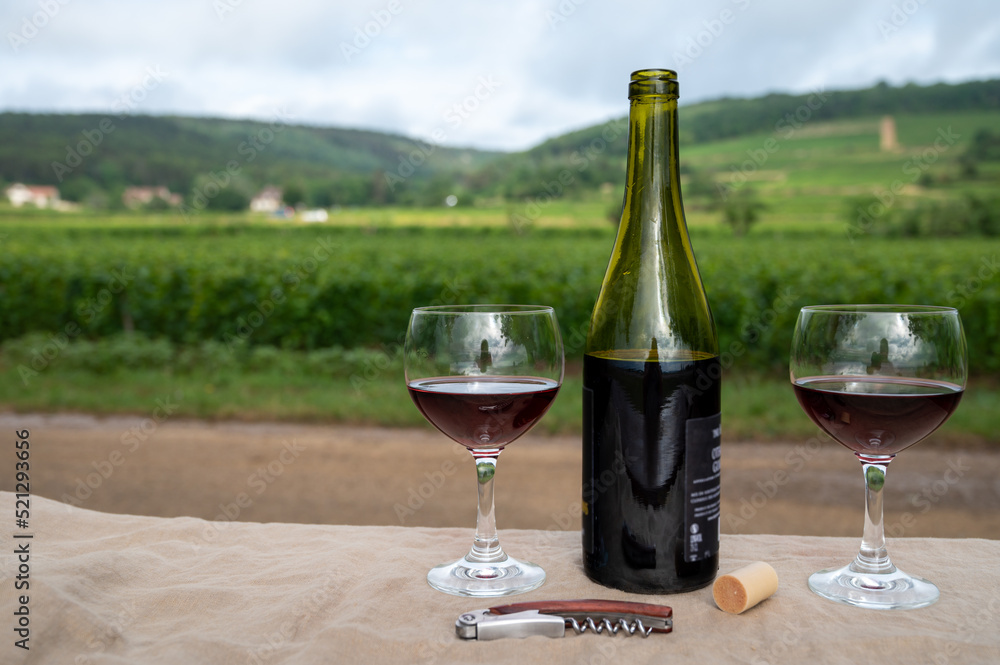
0,114,498,208
475,78,1000,200
0,78,997,209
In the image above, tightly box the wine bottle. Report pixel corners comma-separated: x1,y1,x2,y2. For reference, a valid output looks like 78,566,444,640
582,69,721,593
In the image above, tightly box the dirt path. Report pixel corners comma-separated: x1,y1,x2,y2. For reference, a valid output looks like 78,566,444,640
3,412,998,539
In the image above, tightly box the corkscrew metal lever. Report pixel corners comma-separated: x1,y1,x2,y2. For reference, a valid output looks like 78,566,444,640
455,600,673,641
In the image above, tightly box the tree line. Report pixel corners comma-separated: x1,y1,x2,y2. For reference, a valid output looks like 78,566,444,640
0,78,997,210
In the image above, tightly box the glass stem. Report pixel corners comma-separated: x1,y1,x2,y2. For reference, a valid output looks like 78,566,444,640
852,453,896,576
467,453,506,564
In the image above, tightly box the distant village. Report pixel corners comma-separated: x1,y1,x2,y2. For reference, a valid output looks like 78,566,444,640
2,183,329,222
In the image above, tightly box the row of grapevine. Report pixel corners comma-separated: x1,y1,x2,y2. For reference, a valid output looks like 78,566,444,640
1,223,997,373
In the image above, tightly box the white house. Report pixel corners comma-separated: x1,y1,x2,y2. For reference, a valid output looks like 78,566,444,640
122,186,182,209
250,186,283,213
6,183,61,208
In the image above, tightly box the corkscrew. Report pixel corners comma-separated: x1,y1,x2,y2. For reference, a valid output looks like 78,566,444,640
455,600,672,641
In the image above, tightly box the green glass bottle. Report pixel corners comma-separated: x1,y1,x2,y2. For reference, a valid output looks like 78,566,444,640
582,69,721,593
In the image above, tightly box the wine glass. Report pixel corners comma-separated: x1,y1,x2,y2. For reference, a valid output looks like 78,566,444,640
790,305,967,610
405,304,564,596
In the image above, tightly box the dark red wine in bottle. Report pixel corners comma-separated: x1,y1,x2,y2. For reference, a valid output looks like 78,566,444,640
408,376,560,450
793,376,963,456
583,70,721,593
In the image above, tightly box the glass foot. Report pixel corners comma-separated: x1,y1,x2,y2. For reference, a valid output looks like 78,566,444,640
808,561,939,610
427,553,545,597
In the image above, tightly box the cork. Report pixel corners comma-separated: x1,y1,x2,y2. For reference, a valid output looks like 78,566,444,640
713,562,779,614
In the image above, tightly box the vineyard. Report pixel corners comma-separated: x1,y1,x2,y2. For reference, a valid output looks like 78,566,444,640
2,216,999,376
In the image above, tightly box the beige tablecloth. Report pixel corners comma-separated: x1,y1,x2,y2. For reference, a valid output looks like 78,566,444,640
1,492,998,664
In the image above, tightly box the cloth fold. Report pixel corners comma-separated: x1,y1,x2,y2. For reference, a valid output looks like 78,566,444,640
1,492,998,664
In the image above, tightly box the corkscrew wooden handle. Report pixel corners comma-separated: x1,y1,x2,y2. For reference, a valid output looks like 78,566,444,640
488,599,673,633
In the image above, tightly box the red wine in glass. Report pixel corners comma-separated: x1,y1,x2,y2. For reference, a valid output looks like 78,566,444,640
790,304,968,610
405,304,564,597
408,376,560,451
793,376,964,456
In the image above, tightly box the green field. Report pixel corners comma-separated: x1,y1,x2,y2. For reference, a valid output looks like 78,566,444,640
1,352,997,446
1,207,998,444
2,107,999,442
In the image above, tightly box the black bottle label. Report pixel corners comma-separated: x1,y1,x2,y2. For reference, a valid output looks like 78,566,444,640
684,412,721,563
582,352,721,593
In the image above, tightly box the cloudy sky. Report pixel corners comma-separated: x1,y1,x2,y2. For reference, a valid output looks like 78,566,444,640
2,0,999,151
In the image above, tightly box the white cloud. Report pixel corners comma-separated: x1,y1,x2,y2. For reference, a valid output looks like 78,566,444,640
1,0,997,151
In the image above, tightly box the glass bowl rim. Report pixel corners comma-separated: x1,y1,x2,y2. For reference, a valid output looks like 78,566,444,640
411,304,556,315
799,304,958,315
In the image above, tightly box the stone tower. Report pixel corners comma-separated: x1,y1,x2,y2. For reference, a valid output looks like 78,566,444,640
880,115,899,152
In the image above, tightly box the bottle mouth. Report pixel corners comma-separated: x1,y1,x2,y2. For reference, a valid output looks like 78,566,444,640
629,69,679,99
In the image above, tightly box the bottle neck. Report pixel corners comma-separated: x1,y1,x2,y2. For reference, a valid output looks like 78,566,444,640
621,95,683,243
586,88,716,359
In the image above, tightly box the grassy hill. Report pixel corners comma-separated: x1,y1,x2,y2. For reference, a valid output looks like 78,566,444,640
476,79,1000,204
681,110,1000,228
0,78,997,213
0,113,500,206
